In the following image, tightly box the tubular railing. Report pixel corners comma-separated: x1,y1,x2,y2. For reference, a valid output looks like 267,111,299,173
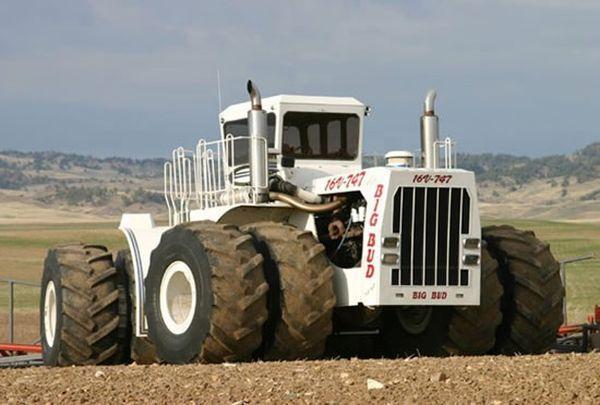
0,277,40,344
164,135,268,226
433,137,457,169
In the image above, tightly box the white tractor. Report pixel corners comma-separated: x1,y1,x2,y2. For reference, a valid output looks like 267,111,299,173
39,81,564,365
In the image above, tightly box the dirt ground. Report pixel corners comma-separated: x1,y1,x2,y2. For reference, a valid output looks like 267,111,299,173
1,354,599,404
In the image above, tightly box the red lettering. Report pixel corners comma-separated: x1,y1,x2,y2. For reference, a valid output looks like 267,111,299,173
369,213,378,226
366,264,375,278
374,184,384,198
367,233,376,247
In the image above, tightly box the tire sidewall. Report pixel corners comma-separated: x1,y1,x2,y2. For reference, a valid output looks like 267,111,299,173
145,227,213,364
40,250,64,366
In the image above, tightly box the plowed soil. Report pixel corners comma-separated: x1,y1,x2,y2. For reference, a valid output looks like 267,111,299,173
1,354,600,404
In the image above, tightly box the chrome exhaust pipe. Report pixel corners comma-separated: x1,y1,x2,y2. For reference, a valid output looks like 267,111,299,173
420,89,439,169
247,80,263,110
246,80,269,202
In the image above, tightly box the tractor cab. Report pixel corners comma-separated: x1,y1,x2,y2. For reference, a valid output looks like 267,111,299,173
219,95,367,187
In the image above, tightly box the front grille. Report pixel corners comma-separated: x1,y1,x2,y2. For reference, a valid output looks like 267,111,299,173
391,187,471,287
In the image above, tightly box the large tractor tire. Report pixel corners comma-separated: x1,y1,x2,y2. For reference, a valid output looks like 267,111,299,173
144,221,269,364
380,246,502,357
115,250,159,364
241,222,336,360
442,246,503,355
483,225,564,354
40,244,128,366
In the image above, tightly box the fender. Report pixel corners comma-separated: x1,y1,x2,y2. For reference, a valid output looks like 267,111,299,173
119,213,169,337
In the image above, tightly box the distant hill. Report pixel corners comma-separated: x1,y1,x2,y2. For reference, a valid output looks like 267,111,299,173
458,142,600,185
0,151,165,220
365,142,600,185
1,142,599,222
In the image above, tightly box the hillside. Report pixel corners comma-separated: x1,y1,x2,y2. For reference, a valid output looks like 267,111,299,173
0,142,599,223
0,151,165,222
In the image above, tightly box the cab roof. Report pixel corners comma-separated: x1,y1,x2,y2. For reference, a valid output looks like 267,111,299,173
219,94,365,121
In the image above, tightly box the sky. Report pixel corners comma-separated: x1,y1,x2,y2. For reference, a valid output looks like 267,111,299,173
0,0,599,158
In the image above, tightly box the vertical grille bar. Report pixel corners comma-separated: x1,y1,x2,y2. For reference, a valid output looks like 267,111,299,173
412,188,425,285
425,188,438,285
448,188,461,285
400,188,413,285
437,188,449,285
461,191,471,234
393,188,401,234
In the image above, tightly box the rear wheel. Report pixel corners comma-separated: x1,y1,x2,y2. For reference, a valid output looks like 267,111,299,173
483,225,564,354
145,221,269,364
40,244,128,366
241,222,336,360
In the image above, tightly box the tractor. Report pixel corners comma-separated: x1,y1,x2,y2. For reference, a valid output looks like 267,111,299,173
39,81,564,365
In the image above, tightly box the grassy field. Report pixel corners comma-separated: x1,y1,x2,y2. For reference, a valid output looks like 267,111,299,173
0,219,598,342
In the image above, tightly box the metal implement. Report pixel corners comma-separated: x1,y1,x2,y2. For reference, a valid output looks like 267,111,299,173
553,254,598,353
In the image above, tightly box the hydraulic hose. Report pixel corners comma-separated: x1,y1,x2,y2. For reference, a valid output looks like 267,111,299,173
269,192,344,213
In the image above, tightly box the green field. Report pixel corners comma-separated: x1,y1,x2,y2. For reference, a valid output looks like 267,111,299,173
483,219,600,324
0,220,598,341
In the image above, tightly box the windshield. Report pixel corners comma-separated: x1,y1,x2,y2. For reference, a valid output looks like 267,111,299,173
282,112,359,160
223,112,276,165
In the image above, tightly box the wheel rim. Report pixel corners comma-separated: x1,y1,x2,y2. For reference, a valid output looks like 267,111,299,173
160,261,197,335
44,281,57,348
395,307,433,335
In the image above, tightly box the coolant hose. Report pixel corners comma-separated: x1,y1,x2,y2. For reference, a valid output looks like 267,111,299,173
269,192,344,213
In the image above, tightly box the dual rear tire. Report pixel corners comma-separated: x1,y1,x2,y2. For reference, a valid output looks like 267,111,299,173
144,222,269,363
40,244,128,366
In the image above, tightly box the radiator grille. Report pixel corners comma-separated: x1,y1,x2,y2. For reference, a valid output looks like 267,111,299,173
391,187,471,287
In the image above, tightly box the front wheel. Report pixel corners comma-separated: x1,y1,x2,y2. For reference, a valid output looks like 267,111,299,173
483,225,564,354
441,246,503,355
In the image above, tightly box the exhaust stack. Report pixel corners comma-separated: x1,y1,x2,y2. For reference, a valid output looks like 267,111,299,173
246,80,269,201
420,89,439,169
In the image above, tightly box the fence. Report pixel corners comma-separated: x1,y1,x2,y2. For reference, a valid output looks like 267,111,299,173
0,277,40,344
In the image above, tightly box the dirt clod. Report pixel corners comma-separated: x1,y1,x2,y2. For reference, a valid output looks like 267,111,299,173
430,371,448,382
